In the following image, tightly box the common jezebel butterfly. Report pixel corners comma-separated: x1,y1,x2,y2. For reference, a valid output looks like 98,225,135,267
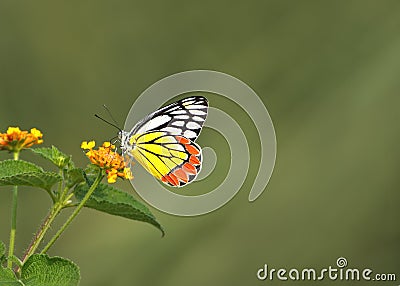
119,96,208,187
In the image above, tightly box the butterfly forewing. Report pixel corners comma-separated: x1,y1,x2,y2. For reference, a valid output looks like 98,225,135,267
130,96,208,141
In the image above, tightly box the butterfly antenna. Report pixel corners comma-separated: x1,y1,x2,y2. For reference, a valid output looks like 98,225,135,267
102,104,120,127
94,114,122,132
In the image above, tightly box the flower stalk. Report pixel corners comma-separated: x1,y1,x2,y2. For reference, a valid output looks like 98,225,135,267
7,152,19,269
0,127,43,269
21,202,63,265
41,169,104,254
7,186,18,269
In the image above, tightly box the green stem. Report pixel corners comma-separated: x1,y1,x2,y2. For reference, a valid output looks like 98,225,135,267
57,169,65,200
21,202,63,264
7,186,18,269
7,151,19,269
41,169,103,254
20,170,79,265
45,189,57,204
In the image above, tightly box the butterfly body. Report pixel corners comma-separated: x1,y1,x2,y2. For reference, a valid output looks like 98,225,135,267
119,96,208,187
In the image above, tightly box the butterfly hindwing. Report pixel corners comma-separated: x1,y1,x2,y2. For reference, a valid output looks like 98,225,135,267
128,131,202,187
161,135,202,187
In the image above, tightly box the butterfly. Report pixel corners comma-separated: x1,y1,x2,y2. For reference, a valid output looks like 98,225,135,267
119,96,208,187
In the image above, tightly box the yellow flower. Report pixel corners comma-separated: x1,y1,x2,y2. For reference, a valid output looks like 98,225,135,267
123,168,133,180
0,126,44,152
30,128,43,143
81,140,133,183
81,140,95,150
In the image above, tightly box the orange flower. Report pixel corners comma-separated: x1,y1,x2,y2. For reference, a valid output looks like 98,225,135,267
0,127,43,152
81,141,133,183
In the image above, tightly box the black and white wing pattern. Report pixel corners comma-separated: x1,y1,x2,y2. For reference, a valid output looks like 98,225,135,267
129,96,208,141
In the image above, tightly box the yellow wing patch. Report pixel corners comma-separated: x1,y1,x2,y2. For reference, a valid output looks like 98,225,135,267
129,131,188,178
135,131,165,144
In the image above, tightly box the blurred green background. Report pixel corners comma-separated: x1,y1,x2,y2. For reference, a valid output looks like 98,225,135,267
1,1,399,285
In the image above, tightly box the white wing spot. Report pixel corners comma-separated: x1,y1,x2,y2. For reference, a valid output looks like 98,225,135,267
172,121,185,127
136,115,171,133
186,104,207,109
162,127,182,134
182,101,196,106
189,110,207,116
186,121,201,129
198,105,208,109
192,116,205,121
184,130,197,139
175,115,189,120
170,110,188,115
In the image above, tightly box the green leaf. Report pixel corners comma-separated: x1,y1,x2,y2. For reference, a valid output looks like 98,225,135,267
21,254,80,286
0,267,22,286
31,146,72,169
75,182,164,236
65,168,84,188
0,160,42,175
0,160,61,192
0,173,62,192
0,242,21,286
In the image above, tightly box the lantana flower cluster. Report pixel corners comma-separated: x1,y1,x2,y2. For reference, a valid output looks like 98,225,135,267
0,127,43,152
81,141,133,183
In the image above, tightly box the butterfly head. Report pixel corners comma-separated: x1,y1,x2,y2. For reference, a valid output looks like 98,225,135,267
118,130,133,154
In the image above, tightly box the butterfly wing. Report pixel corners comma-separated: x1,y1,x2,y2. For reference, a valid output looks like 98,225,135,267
130,96,208,141
125,96,208,187
129,131,202,187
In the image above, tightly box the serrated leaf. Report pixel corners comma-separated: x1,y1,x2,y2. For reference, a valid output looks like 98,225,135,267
75,182,164,236
0,241,20,285
31,146,72,168
0,160,61,191
0,172,61,192
0,160,43,176
21,254,80,286
0,267,22,286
